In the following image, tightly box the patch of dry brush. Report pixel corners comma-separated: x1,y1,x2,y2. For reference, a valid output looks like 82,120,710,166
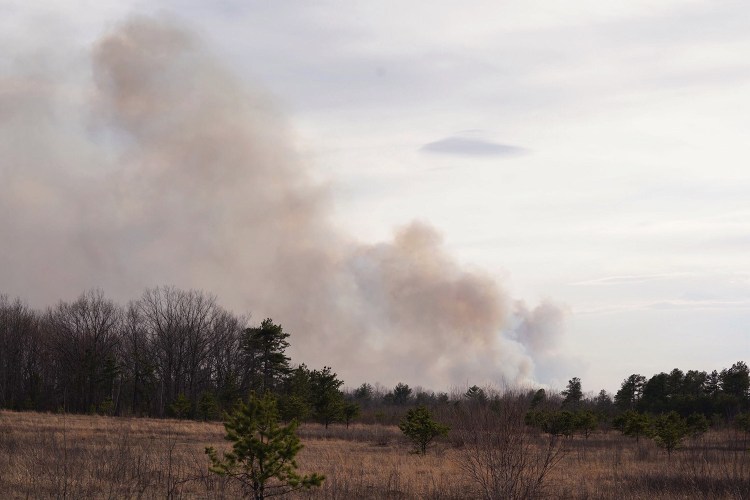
0,410,748,499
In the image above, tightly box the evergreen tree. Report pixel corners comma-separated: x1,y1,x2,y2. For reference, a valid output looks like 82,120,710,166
666,368,685,398
206,392,324,499
278,395,310,423
618,411,652,443
682,370,708,398
594,390,613,414
686,412,709,437
641,372,669,413
170,393,192,419
309,366,344,428
561,377,583,408
387,382,413,405
242,319,291,394
399,405,450,455
278,364,312,422
652,411,688,456
735,413,750,434
704,370,721,397
720,361,750,400
614,374,646,411
574,410,598,438
544,411,576,438
530,388,546,409
465,385,487,404
198,391,220,421
342,402,360,428
353,383,373,402
218,371,241,411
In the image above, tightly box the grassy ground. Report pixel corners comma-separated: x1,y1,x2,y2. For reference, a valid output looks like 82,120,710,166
0,410,748,498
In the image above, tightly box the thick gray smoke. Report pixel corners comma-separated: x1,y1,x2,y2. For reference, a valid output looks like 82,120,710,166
0,17,566,389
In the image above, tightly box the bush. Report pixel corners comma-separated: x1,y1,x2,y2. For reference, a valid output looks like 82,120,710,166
455,393,565,499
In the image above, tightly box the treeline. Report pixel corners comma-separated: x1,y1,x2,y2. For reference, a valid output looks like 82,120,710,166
0,288,348,419
522,365,750,443
0,287,415,424
1,288,748,432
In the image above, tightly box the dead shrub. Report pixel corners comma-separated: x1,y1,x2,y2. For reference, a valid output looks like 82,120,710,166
450,393,565,499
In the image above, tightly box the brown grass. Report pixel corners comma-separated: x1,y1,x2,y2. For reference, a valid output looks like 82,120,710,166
0,410,748,499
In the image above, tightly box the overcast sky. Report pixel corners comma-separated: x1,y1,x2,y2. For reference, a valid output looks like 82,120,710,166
3,1,749,393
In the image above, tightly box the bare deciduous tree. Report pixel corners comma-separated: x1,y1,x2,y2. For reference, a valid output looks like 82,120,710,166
0,296,42,410
137,286,224,417
45,289,122,413
119,302,155,416
207,308,246,407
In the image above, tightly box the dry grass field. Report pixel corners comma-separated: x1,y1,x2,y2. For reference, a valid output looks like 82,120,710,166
0,410,748,499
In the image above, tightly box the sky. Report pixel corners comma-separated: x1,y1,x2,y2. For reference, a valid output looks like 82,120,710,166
1,1,749,393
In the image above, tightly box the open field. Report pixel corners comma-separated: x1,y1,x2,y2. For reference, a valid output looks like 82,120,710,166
0,410,748,499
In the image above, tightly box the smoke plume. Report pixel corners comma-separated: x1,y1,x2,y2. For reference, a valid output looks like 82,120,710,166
0,17,566,389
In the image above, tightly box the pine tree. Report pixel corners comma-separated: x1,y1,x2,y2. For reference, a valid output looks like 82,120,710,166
309,366,344,428
686,412,709,437
530,388,546,409
618,410,652,443
465,385,487,404
574,410,598,438
342,402,360,428
242,319,292,394
206,392,324,499
561,377,583,408
652,411,688,456
198,391,220,421
399,405,450,455
170,393,191,419
614,374,646,411
389,382,413,405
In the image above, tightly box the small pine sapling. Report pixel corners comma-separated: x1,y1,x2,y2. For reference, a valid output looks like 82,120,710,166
652,411,688,456
206,392,324,499
399,405,450,455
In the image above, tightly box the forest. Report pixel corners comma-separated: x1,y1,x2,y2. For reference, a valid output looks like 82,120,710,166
1,287,748,429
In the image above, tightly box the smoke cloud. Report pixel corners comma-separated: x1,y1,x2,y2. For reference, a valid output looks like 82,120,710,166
0,17,567,389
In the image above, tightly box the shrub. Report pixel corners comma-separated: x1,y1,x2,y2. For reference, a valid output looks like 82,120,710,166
455,392,565,499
